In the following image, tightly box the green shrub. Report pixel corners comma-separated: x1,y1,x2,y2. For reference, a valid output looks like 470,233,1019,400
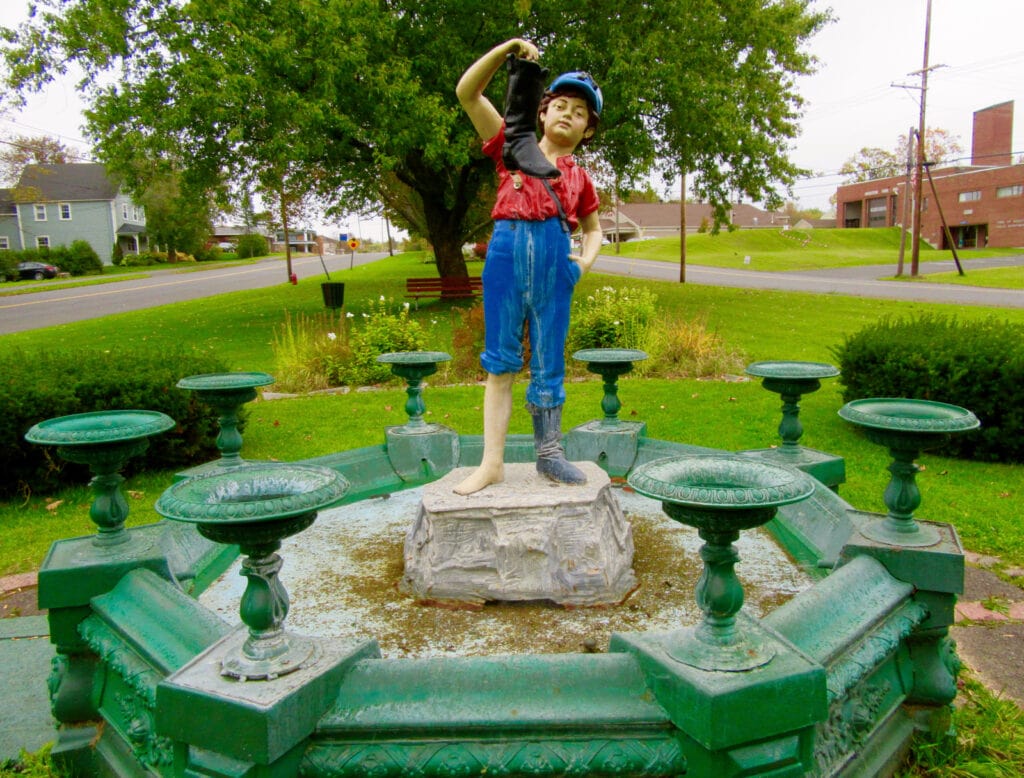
236,234,269,259
567,285,657,353
0,348,229,496
64,240,104,276
342,297,428,385
0,251,16,281
194,246,222,262
111,242,125,266
271,311,351,392
43,245,71,273
832,314,1024,462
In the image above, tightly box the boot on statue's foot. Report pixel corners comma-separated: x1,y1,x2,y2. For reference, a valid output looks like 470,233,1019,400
529,403,586,485
502,55,560,180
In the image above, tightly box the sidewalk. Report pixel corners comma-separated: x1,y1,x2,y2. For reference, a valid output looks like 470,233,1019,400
3,554,1022,763
0,593,53,763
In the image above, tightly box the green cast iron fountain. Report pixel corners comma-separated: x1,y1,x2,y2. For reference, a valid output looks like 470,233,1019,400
155,463,349,680
628,455,815,671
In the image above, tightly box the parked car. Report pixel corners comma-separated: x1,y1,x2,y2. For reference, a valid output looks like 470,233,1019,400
16,261,61,280
216,241,235,251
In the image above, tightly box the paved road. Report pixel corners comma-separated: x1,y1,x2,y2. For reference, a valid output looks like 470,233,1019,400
2,251,1023,335
591,253,1024,308
0,251,388,335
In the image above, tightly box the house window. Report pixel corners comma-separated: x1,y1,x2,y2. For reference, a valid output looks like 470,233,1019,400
34,204,47,221
59,203,72,220
996,184,1023,198
122,203,129,220
0,237,8,250
132,206,141,221
958,191,981,202
37,236,50,249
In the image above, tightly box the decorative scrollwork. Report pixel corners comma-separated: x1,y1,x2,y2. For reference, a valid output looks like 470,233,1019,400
301,737,686,777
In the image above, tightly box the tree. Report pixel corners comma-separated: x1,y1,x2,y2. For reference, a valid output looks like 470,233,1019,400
839,128,963,184
0,134,84,187
2,0,827,279
139,171,214,261
781,200,823,223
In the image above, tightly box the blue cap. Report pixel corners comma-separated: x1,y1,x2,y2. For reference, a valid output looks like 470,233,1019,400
548,71,603,116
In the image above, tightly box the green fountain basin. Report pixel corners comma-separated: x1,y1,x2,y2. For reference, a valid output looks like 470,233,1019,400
838,397,980,435
26,409,175,446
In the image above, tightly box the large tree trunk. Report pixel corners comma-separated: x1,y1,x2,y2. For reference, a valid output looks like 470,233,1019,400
398,152,490,284
430,226,469,280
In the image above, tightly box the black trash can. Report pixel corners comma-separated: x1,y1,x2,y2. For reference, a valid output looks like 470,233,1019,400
321,282,345,309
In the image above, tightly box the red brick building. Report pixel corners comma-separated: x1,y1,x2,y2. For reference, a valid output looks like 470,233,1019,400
835,101,1024,249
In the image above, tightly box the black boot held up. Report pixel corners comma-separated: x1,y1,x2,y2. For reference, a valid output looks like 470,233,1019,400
502,55,560,180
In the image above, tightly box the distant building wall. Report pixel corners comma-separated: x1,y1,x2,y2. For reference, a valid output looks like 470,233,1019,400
972,101,1013,167
836,164,1024,249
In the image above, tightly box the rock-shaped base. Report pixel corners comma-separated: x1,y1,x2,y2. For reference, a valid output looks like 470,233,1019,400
402,462,636,607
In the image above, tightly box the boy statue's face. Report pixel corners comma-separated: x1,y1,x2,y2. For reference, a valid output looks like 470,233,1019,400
539,94,595,150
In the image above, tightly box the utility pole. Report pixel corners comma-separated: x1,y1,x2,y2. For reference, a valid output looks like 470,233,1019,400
909,0,934,278
897,125,916,276
679,170,687,283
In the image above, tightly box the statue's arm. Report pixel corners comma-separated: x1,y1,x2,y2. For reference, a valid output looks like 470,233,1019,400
456,38,539,141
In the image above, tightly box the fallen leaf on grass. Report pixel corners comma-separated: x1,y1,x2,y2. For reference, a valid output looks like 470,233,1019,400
45,500,64,513
127,491,144,500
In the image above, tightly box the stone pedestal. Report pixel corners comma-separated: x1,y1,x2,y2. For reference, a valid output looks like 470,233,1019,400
402,462,636,607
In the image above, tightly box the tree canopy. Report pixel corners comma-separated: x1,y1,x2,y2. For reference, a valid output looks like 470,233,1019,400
0,134,84,188
839,128,964,184
2,0,827,277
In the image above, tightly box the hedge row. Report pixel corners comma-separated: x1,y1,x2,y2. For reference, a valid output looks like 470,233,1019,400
832,314,1024,463
1,241,104,277
0,348,229,496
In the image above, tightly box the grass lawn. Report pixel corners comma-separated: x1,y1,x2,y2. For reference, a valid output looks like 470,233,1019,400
611,226,1021,272
1,250,1022,776
1,251,1022,574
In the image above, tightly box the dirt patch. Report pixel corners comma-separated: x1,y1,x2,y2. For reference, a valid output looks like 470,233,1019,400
201,488,813,658
1,585,43,619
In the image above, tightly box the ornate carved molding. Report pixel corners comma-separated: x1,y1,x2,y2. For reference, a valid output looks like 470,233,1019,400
301,736,686,777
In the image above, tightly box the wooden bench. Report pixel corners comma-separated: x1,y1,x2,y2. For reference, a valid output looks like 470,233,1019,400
405,276,482,307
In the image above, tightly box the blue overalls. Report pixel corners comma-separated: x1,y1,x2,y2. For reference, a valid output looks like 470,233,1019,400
480,217,582,408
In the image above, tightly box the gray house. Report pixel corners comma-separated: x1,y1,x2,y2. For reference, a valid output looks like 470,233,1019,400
0,163,148,264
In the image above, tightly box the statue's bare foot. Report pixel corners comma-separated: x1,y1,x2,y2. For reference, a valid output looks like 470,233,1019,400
453,464,504,495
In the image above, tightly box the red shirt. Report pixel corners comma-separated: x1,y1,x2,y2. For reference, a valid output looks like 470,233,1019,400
482,125,600,233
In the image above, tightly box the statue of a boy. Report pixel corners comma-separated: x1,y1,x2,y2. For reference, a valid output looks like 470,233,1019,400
454,38,603,496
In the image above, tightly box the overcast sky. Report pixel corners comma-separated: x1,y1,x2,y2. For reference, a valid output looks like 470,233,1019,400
2,0,1023,219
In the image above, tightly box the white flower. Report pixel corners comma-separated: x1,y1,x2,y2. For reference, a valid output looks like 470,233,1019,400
379,295,386,302
346,312,354,318
362,313,369,318
403,302,410,310
327,332,337,341
613,320,621,326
